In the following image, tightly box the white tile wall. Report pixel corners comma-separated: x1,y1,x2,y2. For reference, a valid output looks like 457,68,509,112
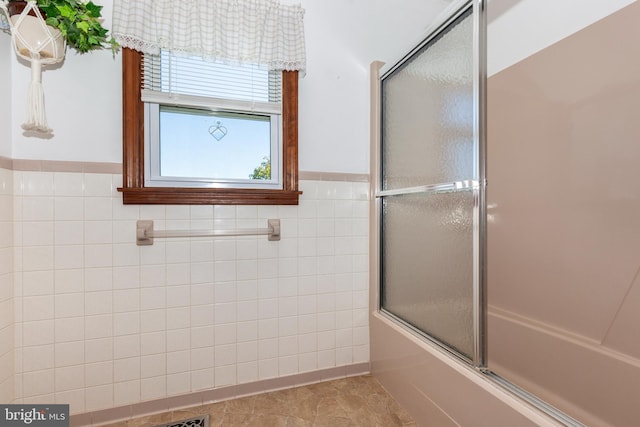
9,171,370,415
0,167,13,404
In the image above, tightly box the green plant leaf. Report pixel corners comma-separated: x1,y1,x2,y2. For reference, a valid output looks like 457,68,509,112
57,4,74,18
76,20,89,33
45,17,59,27
85,1,102,17
39,4,60,18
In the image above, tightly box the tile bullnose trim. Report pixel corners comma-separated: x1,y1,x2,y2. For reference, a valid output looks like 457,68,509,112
0,156,123,174
72,363,370,426
0,157,370,182
299,171,370,182
0,156,12,170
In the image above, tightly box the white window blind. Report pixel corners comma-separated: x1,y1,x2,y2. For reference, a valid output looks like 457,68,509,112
142,51,282,114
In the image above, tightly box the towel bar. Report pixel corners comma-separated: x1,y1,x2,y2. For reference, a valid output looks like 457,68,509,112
136,219,280,245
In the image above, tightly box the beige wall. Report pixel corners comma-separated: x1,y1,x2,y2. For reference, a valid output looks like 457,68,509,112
487,2,640,425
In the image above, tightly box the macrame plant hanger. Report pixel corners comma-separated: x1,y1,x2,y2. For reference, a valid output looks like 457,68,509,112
0,0,66,134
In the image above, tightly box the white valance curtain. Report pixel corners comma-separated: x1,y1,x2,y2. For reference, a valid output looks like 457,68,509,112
112,0,306,72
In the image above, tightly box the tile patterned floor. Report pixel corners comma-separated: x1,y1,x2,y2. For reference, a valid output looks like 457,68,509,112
103,375,417,427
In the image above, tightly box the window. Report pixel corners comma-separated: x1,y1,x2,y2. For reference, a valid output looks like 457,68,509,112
143,51,282,189
149,106,279,188
119,48,301,205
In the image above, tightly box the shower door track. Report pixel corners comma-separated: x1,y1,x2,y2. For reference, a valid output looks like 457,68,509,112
487,372,586,427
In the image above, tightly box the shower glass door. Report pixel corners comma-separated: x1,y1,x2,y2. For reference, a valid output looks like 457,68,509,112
377,0,486,364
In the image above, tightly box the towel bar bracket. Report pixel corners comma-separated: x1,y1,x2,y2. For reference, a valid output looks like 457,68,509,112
267,219,280,242
136,220,155,246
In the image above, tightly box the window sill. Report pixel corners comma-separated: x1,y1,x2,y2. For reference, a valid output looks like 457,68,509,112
118,187,302,205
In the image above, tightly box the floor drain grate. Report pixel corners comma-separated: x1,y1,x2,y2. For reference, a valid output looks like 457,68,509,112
154,415,209,427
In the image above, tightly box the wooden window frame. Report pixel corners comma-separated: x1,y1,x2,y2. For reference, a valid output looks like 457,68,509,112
118,48,301,205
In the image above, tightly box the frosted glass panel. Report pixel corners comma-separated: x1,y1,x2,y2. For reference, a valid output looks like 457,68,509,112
381,190,474,358
382,10,473,190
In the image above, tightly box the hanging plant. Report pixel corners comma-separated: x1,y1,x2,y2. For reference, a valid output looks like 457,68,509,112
7,0,118,53
0,0,119,133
